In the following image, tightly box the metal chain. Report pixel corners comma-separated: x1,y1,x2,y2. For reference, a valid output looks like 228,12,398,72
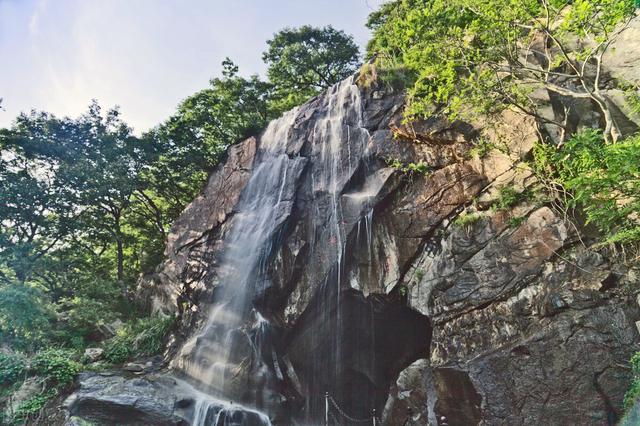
328,395,374,423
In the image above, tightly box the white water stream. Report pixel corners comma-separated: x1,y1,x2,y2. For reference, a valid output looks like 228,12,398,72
173,79,373,425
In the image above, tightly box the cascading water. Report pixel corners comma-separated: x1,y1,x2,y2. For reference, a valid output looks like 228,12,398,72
299,79,374,421
172,78,377,425
173,106,303,425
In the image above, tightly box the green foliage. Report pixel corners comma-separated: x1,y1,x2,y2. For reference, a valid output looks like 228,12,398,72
508,216,527,228
356,62,378,90
492,186,528,211
0,353,26,385
9,389,57,426
453,211,484,228
0,103,150,297
624,352,640,410
624,84,640,116
366,0,637,126
388,158,431,175
31,349,81,386
56,296,119,347
103,315,174,364
102,337,132,364
469,137,499,159
536,130,640,245
398,286,408,297
0,284,53,351
263,25,360,112
357,58,414,92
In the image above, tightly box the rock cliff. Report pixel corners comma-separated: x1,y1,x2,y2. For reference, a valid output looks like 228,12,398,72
126,25,640,425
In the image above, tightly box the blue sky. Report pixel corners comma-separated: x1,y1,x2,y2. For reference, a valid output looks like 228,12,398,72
0,0,385,132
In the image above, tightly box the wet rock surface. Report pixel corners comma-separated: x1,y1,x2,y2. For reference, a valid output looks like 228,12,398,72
64,372,270,426
64,372,185,425
134,60,640,425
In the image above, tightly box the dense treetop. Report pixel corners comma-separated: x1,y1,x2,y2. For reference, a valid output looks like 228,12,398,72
264,25,360,111
366,0,638,142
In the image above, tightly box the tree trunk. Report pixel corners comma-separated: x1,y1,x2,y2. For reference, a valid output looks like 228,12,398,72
113,210,127,299
116,237,126,298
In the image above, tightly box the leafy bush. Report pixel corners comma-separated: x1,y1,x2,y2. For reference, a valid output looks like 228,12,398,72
56,296,119,346
103,336,132,364
9,389,56,425
625,352,640,410
492,186,528,211
0,353,26,385
103,315,174,364
535,130,640,246
356,62,378,90
453,211,484,229
357,57,413,92
387,158,431,175
365,0,636,141
0,283,54,351
31,349,81,387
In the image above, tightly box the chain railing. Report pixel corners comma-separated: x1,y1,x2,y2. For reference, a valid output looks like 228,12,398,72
324,392,381,426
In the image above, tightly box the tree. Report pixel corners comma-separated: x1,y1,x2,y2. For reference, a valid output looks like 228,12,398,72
367,0,638,143
144,58,274,214
0,117,80,285
0,103,149,296
263,25,360,112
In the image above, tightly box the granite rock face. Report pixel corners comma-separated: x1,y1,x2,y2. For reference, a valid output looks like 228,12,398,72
64,372,269,426
136,53,640,425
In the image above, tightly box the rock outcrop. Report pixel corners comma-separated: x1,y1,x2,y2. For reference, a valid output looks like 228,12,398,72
129,29,640,425
64,372,270,426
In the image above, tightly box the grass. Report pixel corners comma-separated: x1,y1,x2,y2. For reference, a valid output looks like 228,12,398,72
453,211,484,229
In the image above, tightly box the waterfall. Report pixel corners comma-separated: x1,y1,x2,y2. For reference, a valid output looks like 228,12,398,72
173,78,374,425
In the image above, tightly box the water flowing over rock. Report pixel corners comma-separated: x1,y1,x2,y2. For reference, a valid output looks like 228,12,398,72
129,72,640,425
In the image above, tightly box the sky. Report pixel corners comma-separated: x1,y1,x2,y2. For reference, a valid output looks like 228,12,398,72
0,0,386,133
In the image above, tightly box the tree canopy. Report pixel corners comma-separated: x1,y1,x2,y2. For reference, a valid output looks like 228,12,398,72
0,22,362,355
264,25,360,111
367,0,638,142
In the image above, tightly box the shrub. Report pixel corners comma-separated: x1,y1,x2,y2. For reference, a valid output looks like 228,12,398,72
9,389,56,425
31,348,81,387
356,62,378,90
376,55,414,91
0,353,26,385
492,186,527,211
624,352,640,410
535,130,640,247
453,211,484,229
387,158,431,175
103,337,133,364
56,296,118,346
103,315,174,364
0,283,54,351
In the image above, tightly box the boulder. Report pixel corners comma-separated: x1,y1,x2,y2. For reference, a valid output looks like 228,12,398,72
123,363,144,372
64,372,270,425
64,373,182,425
83,348,103,363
